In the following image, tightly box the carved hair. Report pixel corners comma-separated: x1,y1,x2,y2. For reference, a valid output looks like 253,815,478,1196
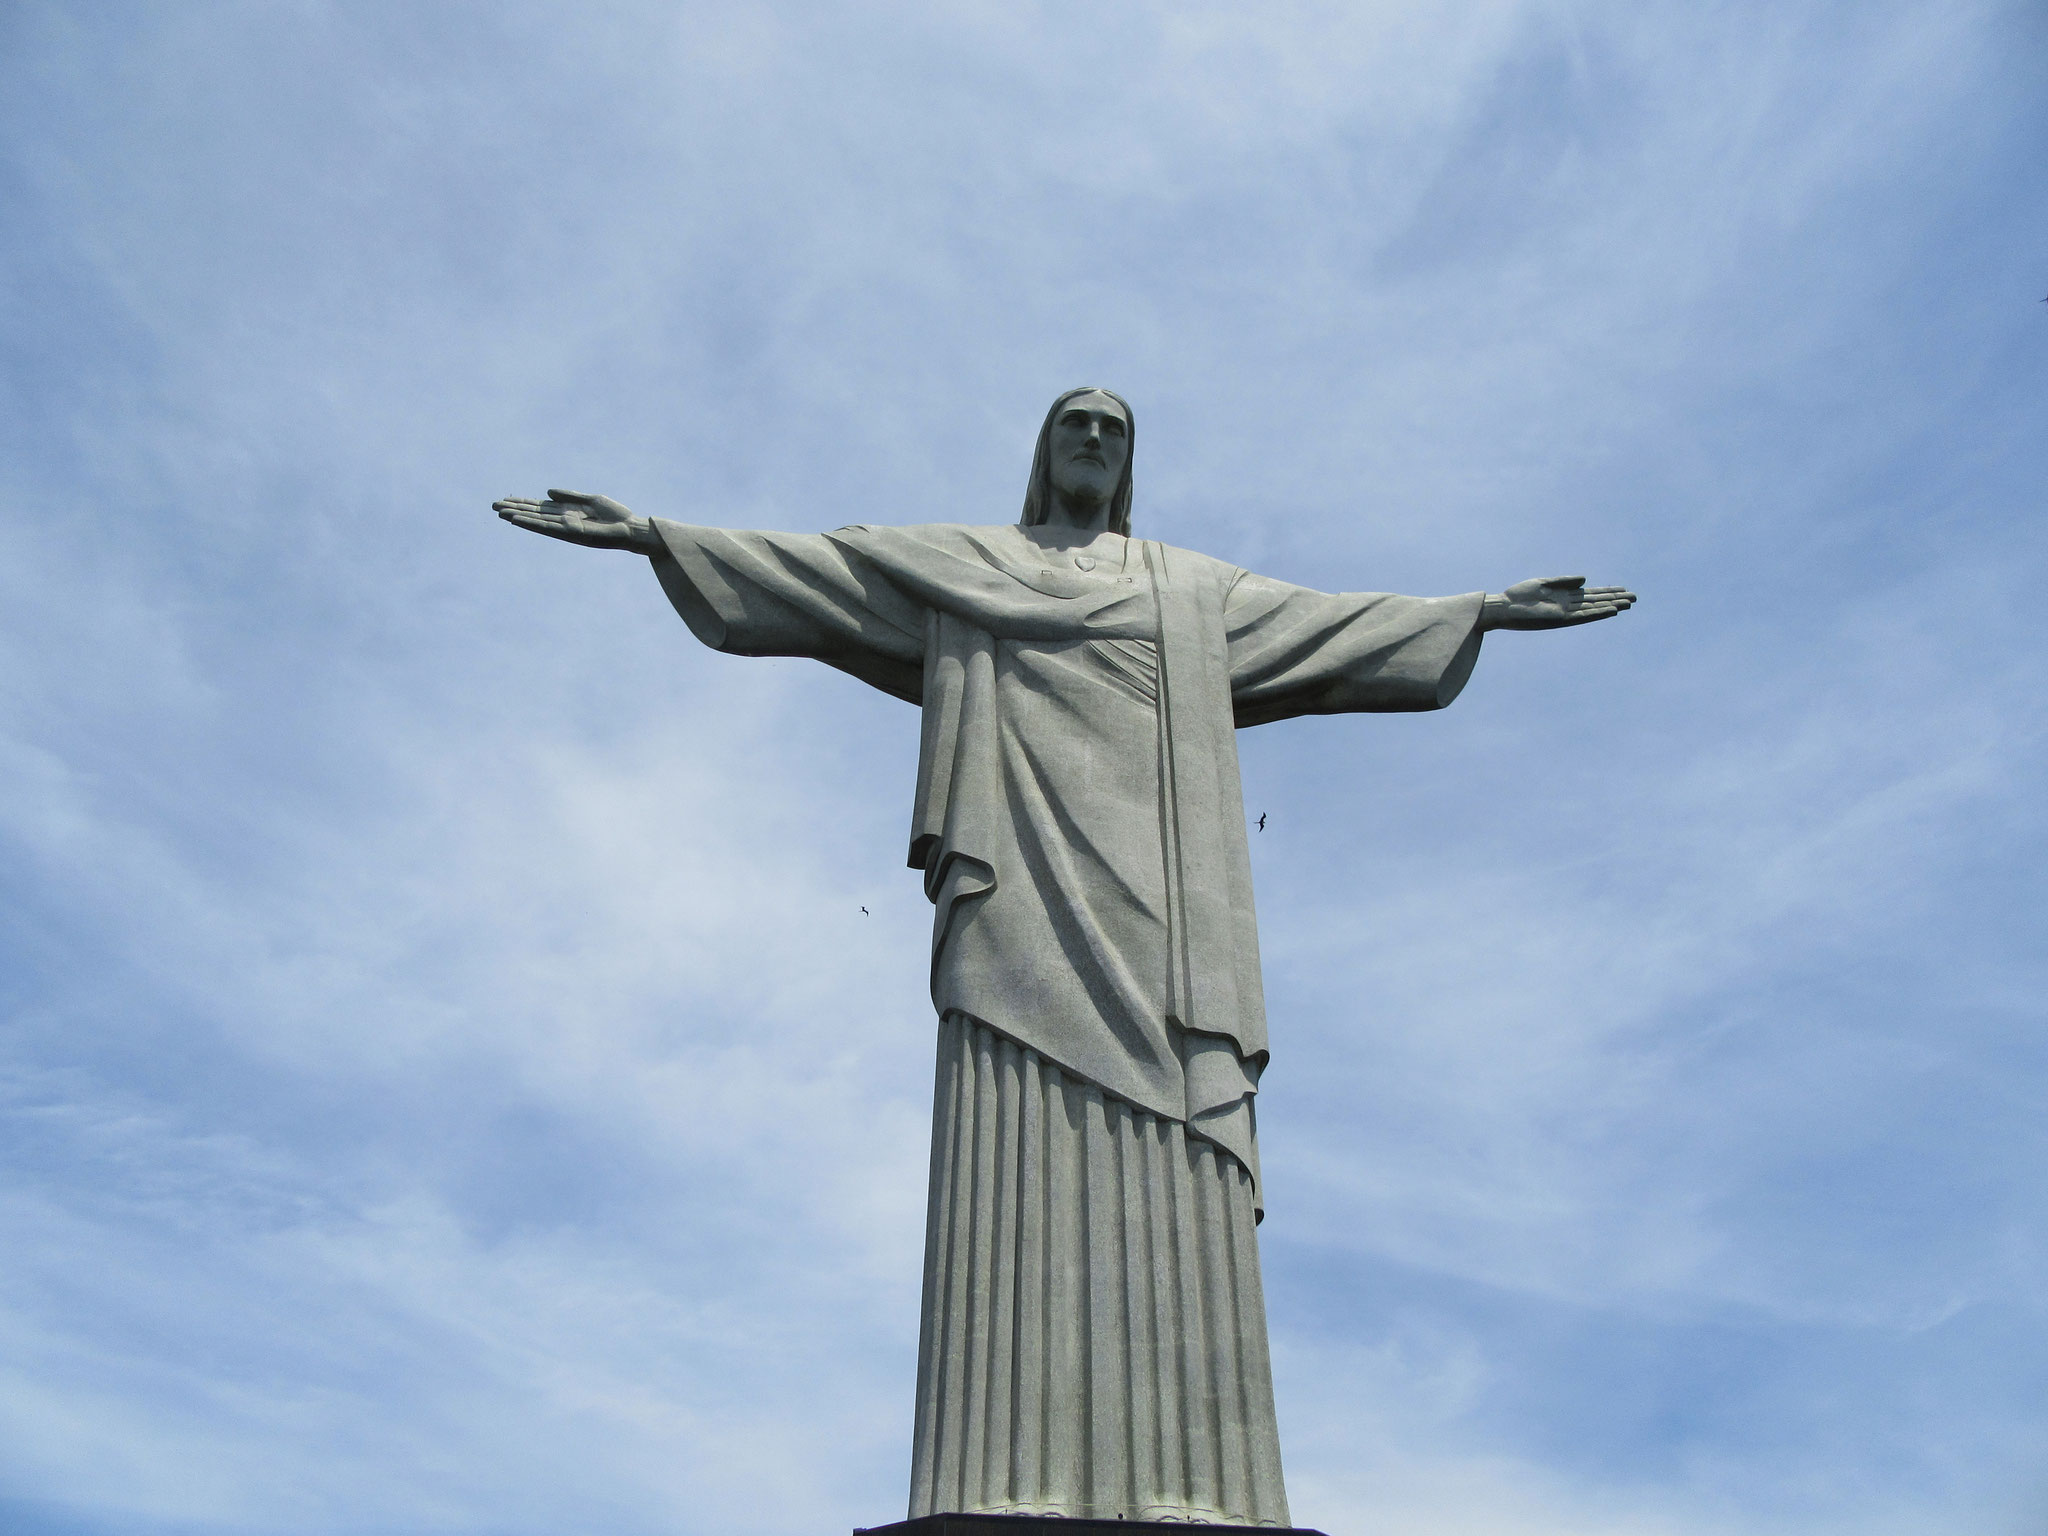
1019,386,1136,536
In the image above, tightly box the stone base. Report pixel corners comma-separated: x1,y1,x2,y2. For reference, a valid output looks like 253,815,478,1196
858,1517,1328,1536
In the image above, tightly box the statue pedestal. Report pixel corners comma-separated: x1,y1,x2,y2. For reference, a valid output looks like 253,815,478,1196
858,1518,1329,1536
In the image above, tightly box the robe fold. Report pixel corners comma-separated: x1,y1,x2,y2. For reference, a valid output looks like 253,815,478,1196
649,517,1482,1204
647,517,1484,1524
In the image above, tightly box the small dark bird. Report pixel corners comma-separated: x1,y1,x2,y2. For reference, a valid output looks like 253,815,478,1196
860,906,870,915
1257,813,1267,832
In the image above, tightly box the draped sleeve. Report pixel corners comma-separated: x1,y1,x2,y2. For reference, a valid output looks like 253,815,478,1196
1223,569,1488,727
647,519,929,704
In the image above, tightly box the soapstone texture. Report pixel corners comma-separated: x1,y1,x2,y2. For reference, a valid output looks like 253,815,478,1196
642,511,1488,1224
492,387,1634,1525
916,1015,1287,1525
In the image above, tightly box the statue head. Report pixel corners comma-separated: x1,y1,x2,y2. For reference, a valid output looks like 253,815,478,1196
1020,386,1135,536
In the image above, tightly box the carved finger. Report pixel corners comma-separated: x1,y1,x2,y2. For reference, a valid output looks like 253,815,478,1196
1543,575,1588,589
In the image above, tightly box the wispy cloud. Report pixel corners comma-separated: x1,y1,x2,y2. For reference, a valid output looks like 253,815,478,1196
2,2,2043,1533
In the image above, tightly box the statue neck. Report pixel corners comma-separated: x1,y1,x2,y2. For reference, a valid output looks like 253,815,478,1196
1040,488,1117,534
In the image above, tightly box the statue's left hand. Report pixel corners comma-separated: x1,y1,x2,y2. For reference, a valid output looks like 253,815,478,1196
493,490,663,554
1482,575,1636,630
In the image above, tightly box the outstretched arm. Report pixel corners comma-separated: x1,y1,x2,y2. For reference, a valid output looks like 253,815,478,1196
492,489,927,703
1478,575,1636,630
493,490,664,553
1225,567,1637,726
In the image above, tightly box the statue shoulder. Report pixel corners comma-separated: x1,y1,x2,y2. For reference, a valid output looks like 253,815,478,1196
1138,537,1246,589
830,521,1040,564
831,520,1010,544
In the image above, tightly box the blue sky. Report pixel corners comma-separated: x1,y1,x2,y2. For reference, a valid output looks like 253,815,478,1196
2,2,2044,1533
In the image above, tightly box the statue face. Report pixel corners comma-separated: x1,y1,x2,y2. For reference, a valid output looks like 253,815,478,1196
1047,391,1130,510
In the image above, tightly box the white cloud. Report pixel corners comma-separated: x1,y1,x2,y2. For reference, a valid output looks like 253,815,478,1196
2,1,2043,1532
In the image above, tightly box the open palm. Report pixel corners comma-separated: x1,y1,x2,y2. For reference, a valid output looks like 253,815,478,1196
492,489,660,553
1487,575,1636,630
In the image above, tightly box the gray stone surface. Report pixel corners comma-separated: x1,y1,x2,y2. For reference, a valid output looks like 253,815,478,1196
915,1014,1285,1524
493,387,1633,1523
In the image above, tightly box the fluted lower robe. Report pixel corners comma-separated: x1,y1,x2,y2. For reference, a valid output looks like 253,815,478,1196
915,1015,1285,1526
643,519,1487,1523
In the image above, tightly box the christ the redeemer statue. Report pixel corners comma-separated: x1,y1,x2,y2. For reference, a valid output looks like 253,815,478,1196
495,388,1633,1530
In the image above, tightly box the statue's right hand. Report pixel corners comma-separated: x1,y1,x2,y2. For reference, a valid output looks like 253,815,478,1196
493,489,661,553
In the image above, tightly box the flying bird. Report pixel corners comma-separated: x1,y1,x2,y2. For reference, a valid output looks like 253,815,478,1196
1257,813,1267,832
860,906,870,915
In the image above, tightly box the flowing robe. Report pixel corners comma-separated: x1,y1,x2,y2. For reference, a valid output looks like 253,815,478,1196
646,518,1484,1522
